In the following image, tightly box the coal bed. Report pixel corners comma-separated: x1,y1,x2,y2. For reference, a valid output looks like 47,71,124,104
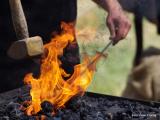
0,86,160,120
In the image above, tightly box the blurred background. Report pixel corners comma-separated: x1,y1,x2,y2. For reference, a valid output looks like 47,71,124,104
76,0,160,96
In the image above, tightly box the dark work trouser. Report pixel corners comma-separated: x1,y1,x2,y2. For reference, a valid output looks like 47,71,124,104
0,0,79,93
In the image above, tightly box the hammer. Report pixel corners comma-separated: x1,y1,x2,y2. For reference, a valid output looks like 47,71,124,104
7,0,44,60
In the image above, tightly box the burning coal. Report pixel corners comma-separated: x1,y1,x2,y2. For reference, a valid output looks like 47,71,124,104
24,22,101,115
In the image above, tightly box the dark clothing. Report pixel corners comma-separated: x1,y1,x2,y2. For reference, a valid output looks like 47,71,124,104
156,0,160,34
0,0,80,93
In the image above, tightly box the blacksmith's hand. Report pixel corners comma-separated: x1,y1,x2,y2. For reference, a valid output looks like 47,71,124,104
106,0,131,45
92,0,131,45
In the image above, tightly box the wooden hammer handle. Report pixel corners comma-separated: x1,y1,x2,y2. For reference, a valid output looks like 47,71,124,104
9,0,29,39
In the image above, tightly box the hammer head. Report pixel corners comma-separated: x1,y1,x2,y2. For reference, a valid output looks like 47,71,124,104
7,36,44,60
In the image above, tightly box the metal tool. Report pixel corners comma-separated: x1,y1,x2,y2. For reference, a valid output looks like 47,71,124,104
87,41,113,68
80,41,113,76
7,0,44,60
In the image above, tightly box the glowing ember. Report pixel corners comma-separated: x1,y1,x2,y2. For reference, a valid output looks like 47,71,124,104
24,22,100,115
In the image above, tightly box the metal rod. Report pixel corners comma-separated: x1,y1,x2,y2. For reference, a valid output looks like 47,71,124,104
81,41,113,75
87,41,112,68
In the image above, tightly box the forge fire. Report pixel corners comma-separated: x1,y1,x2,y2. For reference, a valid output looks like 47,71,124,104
24,22,100,115
0,87,160,120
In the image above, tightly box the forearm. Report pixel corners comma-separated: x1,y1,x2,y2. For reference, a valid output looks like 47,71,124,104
92,0,131,44
92,0,122,12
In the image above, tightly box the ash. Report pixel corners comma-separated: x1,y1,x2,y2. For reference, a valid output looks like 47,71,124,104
0,87,160,120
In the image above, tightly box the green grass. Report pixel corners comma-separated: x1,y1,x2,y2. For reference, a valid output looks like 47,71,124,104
76,0,160,96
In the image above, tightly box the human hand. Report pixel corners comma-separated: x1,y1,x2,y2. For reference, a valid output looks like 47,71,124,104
106,2,131,45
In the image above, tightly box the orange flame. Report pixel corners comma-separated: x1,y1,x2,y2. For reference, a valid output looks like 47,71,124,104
24,22,99,115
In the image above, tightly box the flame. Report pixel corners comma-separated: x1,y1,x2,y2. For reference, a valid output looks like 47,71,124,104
77,27,96,43
24,22,100,115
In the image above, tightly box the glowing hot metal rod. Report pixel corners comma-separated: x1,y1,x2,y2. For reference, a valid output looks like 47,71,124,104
81,41,113,75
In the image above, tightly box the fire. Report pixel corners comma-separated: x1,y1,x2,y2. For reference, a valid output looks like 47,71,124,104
24,22,100,115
